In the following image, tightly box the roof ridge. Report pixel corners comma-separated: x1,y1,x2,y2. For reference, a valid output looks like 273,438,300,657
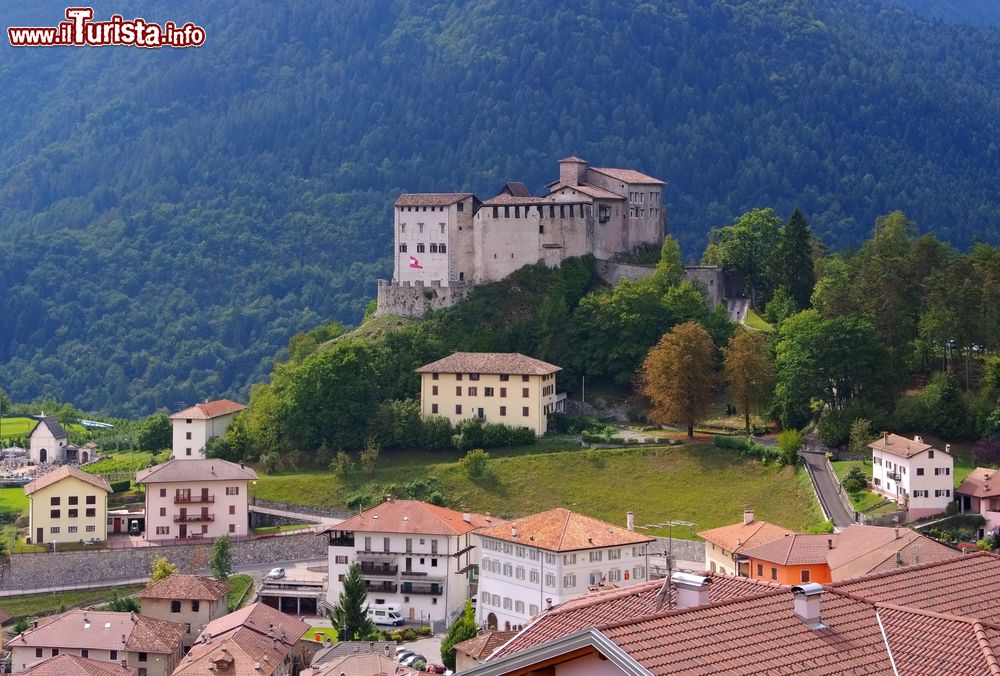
596,589,787,631
555,508,572,551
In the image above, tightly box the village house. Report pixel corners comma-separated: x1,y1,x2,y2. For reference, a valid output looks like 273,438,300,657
696,508,795,576
869,433,955,518
957,467,1000,538
474,508,655,632
168,399,246,460
28,416,92,465
7,609,185,676
173,602,310,676
136,575,231,651
136,459,256,541
24,465,111,546
21,654,135,675
453,631,518,672
469,552,1000,675
416,352,562,436
379,157,667,318
321,499,502,628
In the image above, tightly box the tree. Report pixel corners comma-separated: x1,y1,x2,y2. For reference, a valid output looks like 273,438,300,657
711,208,782,307
773,208,816,309
330,562,374,641
640,321,717,438
210,534,233,580
848,419,875,455
723,329,774,434
460,448,491,479
651,235,684,290
137,412,172,451
441,601,477,671
842,466,868,493
106,587,141,612
149,555,178,584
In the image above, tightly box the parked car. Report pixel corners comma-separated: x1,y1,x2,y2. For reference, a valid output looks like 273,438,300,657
396,646,412,656
397,651,415,663
265,567,285,579
424,664,448,674
402,654,426,667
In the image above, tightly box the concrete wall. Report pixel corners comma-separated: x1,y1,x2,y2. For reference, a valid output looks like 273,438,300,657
0,532,327,591
375,279,473,318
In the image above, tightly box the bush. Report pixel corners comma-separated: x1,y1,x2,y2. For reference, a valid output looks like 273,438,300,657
452,418,485,452
360,438,381,472
848,419,875,455
109,479,131,493
262,452,278,473
842,466,868,493
420,416,454,450
427,491,445,506
776,429,804,464
419,626,432,636
330,450,352,476
460,448,491,479
315,444,334,468
400,627,417,641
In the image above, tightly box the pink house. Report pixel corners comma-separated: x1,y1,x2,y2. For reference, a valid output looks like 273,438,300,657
957,467,1000,539
137,459,256,541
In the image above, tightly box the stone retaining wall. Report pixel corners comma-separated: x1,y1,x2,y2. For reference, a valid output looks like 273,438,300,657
375,279,473,318
649,537,705,566
0,532,327,591
252,499,352,520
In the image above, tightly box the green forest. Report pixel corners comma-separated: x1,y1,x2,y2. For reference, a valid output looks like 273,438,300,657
1,0,999,415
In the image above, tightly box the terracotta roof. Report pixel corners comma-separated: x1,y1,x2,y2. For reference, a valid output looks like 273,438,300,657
826,524,959,580
8,610,185,655
303,653,421,676
178,602,308,676
876,602,1000,676
30,416,67,440
169,399,246,420
742,533,833,566
136,458,257,484
831,551,1000,623
481,194,547,205
25,465,111,496
589,167,665,184
476,508,653,552
310,641,396,665
697,518,795,554
959,467,1000,498
136,574,230,602
0,607,12,624
23,654,136,675
416,352,561,376
868,432,945,459
454,631,518,661
322,499,504,536
563,182,625,200
499,181,533,197
494,573,781,660
394,193,474,207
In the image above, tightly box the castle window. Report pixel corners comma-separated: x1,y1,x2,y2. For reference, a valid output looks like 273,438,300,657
550,205,555,218
399,244,407,253
539,224,544,234
514,206,520,218
401,224,405,232
419,223,424,233
457,201,464,212
439,243,446,253
504,206,510,218
430,244,438,253
440,223,445,233
416,243,425,253
493,206,499,218
560,205,565,218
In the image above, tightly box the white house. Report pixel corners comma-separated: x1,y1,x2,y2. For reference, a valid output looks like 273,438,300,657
321,499,503,628
474,508,655,632
168,400,246,460
868,433,955,519
28,417,86,465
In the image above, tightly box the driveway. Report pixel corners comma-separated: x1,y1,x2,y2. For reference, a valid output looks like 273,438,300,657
799,433,855,529
402,634,445,668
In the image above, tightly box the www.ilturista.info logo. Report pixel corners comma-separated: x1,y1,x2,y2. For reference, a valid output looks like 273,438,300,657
7,7,205,48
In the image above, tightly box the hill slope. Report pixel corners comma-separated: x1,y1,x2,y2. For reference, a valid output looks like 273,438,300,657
1,0,999,414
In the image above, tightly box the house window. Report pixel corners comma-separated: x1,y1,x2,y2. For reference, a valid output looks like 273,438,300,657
589,551,603,562
439,243,447,253
771,567,777,580
500,374,509,382
928,450,935,458
110,651,118,661
416,243,425,253
545,573,556,587
68,526,78,533
399,243,408,253
539,224,544,234
186,448,192,455
500,388,507,397
226,487,240,495
68,496,78,505
192,601,200,612
757,564,763,577
50,509,60,518
935,468,951,476
35,648,42,658
160,507,166,517
609,548,621,560
334,555,348,564
229,524,236,533
50,497,60,506
431,403,439,414
515,600,525,613
801,570,811,583
516,566,525,580
530,604,540,615
530,569,540,583
431,558,438,567
431,385,438,395
68,509,78,518
229,505,236,515
522,407,529,417
156,526,169,535
458,202,464,212
186,432,192,440
522,375,529,382
86,508,96,517
609,568,622,582
432,373,439,380
86,525,95,532
139,652,148,662
81,650,88,658
171,600,182,613
917,468,924,476
456,405,462,415
456,374,463,381
51,649,59,657
384,537,390,552
564,553,577,564
430,243,438,253
431,539,438,554
159,489,167,498
522,388,529,398
456,386,462,396
485,387,494,397
406,538,413,553
563,574,576,588
468,387,477,396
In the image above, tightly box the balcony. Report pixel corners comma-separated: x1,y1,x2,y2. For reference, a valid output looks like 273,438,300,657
174,494,215,504
360,562,398,577
328,534,355,547
887,472,901,481
401,582,442,596
365,581,398,594
400,570,429,577
174,513,214,523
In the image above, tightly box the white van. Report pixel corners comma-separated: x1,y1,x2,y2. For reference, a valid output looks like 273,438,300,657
366,603,405,626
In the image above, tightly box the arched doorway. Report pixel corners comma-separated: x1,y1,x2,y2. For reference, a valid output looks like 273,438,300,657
504,621,511,631
486,613,497,630
80,451,89,463
39,448,47,463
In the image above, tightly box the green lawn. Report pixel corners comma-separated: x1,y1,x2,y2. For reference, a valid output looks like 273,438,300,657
83,450,170,475
227,574,255,612
0,487,28,514
251,523,313,534
304,626,339,643
744,309,775,333
256,444,824,534
0,585,144,620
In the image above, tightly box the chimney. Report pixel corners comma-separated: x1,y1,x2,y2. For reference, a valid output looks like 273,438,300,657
827,538,834,550
914,435,922,443
626,511,635,532
792,583,826,629
121,660,128,669
511,526,518,538
558,157,587,187
545,597,553,610
673,572,712,609
946,444,951,454
743,508,755,526
883,431,889,444
896,551,903,565
462,511,471,523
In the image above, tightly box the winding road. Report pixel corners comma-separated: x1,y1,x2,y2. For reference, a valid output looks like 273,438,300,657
799,433,855,529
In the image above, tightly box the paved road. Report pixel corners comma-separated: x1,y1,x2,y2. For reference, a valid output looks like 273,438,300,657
799,433,855,529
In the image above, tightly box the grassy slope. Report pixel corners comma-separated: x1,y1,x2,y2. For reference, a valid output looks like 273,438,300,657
0,487,28,514
256,444,824,534
0,585,144,620
227,574,255,612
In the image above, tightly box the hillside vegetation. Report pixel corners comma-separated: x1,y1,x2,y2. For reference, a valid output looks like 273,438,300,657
1,0,999,414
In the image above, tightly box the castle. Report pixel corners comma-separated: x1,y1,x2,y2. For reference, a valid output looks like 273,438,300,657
376,156,668,317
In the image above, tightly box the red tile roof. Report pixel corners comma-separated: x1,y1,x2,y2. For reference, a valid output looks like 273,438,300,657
589,167,665,185
8,610,185,655
25,465,112,496
322,499,504,536
23,654,136,675
303,653,421,676
876,602,1000,676
868,432,945,459
136,574,230,602
394,193,474,207
169,399,246,420
958,467,1000,499
476,508,653,552
826,524,959,580
563,183,625,200
415,352,561,376
454,631,518,661
697,518,795,554
742,533,833,566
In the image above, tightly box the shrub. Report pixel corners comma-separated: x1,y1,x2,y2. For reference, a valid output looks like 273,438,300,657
330,450,352,476
315,444,334,468
460,448,491,479
262,452,278,473
842,466,868,493
360,438,381,472
452,418,485,451
427,491,445,506
776,429,804,463
419,626,432,636
420,416,454,450
390,630,402,642
400,627,417,641
109,479,131,493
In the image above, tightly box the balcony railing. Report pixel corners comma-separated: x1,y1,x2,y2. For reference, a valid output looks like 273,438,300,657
400,570,429,577
329,535,355,547
174,513,215,523
365,581,398,594
401,582,442,596
360,562,398,576
174,495,215,504
887,472,901,481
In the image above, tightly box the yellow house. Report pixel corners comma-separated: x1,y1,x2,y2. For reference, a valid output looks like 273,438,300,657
416,352,561,436
24,465,111,546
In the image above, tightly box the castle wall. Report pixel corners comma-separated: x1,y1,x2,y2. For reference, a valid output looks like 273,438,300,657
375,279,473,318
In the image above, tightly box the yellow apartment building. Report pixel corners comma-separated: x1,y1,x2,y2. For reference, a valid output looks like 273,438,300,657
24,465,111,546
416,352,561,436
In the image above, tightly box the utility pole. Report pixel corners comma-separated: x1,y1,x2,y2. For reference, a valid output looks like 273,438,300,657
639,519,696,612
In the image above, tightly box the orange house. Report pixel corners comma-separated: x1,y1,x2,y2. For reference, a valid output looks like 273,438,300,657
744,534,834,585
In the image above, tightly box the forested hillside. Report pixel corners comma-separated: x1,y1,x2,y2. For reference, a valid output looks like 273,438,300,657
1,0,999,415
891,0,1000,26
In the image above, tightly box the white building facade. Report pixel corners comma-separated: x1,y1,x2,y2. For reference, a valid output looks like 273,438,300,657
869,433,955,519
475,509,654,632
169,399,246,460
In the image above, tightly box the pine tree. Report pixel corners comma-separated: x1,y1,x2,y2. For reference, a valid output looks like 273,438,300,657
331,563,374,641
775,208,816,309
440,601,477,671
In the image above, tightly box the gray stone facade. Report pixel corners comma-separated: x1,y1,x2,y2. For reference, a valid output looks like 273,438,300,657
375,279,473,318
